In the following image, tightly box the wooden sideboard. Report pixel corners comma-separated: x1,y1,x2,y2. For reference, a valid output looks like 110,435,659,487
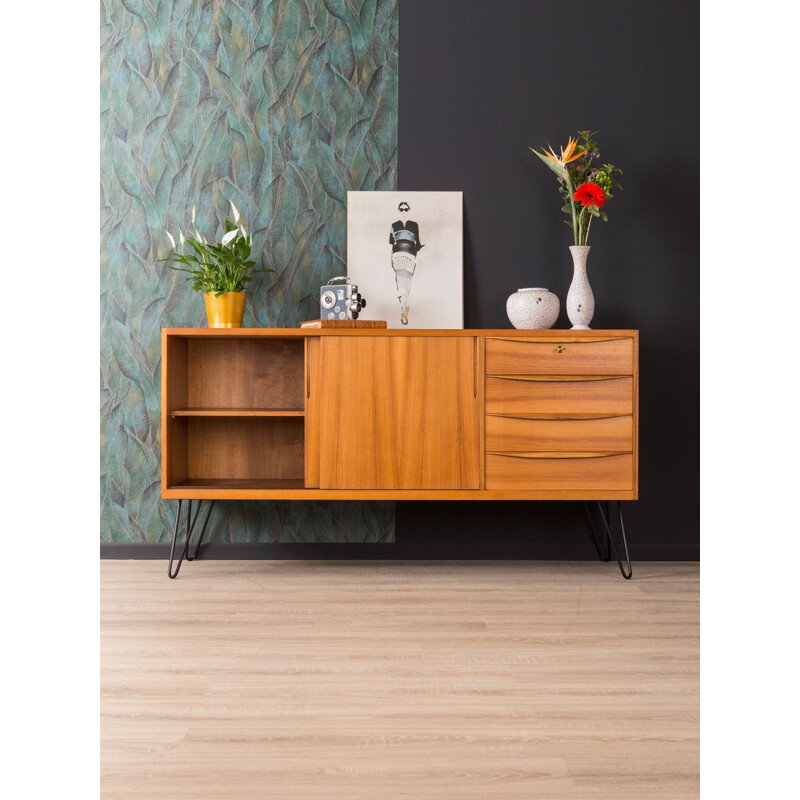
161,328,638,501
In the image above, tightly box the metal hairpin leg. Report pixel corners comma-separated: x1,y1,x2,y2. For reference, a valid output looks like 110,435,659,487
167,499,216,579
583,500,632,580
583,501,611,562
186,500,215,562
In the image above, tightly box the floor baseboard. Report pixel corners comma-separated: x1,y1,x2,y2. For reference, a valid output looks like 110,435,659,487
100,542,700,561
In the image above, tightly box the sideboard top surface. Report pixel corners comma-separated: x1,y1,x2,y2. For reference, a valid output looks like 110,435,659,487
162,327,638,339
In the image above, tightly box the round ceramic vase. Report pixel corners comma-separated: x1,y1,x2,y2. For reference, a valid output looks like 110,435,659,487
566,245,594,329
506,288,560,330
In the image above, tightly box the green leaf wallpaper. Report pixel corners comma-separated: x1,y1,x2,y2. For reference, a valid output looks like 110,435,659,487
100,0,398,543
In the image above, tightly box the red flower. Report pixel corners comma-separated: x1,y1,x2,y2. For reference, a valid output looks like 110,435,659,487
574,182,606,208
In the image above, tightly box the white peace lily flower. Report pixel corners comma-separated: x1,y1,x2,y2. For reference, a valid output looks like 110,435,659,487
165,230,176,249
221,228,239,246
191,204,196,227
240,225,247,240
230,201,240,224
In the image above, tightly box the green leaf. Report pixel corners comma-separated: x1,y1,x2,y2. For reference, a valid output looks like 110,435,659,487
530,148,566,180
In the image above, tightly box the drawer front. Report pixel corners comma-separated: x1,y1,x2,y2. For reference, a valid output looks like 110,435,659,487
485,376,633,415
486,337,633,376
486,452,634,490
486,414,633,453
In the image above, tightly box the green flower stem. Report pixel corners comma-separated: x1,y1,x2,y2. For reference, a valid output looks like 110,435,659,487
564,170,579,246
585,212,594,245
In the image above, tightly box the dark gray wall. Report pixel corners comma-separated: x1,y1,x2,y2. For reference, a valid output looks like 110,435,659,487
395,0,699,559
102,0,698,561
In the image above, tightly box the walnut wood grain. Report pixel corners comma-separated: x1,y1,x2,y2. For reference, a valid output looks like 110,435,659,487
187,338,304,410
170,408,304,417
304,337,320,488
161,328,639,500
186,418,304,481
486,452,634,490
164,327,639,338
486,376,634,416
633,331,640,495
486,414,634,453
300,319,388,328
161,332,188,490
162,486,637,500
170,478,305,490
316,336,480,490
486,336,634,375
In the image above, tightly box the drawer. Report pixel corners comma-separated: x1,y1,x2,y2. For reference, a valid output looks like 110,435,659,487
486,452,634,490
485,376,633,415
486,414,633,452
486,337,633,376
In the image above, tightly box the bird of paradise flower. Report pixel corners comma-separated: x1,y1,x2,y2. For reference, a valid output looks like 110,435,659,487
529,137,588,246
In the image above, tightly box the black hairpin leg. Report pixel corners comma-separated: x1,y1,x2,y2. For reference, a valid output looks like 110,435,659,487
167,499,215,579
583,501,611,562
583,500,632,580
187,500,214,562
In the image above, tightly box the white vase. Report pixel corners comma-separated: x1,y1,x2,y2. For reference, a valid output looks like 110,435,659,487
567,245,594,329
506,287,560,329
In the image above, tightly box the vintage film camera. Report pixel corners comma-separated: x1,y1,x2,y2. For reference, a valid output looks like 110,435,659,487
319,276,367,321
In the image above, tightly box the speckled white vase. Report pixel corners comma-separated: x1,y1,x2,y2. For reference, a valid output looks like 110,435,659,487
567,245,594,329
506,287,560,329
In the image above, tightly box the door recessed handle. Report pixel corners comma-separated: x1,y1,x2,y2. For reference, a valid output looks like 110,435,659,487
473,337,478,398
306,340,311,398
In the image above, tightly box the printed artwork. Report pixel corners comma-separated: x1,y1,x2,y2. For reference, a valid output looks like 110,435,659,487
100,0,398,543
347,191,464,328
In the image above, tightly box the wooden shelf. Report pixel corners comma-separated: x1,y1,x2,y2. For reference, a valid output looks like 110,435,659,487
170,408,304,418
170,478,306,490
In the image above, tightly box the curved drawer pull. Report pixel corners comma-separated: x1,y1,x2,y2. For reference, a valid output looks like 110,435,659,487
486,451,631,460
556,346,566,353
486,336,629,344
488,374,629,382
486,412,630,421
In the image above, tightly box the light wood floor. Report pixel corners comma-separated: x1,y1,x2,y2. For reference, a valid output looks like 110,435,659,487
101,560,699,798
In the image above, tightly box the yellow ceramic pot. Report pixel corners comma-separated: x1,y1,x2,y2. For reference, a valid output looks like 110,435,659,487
204,291,246,328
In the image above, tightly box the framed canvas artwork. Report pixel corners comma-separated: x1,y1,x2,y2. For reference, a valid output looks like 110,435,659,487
347,191,464,328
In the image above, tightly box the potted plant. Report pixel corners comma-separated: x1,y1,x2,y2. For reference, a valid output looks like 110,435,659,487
530,131,622,329
158,202,271,328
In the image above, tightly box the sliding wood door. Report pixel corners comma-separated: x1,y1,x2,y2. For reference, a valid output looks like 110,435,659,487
313,336,480,490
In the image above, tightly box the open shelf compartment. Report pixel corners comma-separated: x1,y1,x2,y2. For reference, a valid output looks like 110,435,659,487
163,334,307,489
165,416,305,489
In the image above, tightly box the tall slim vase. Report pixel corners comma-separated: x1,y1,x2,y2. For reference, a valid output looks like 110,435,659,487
567,245,594,329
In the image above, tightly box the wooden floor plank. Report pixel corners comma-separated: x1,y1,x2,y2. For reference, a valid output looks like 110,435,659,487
101,561,699,798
